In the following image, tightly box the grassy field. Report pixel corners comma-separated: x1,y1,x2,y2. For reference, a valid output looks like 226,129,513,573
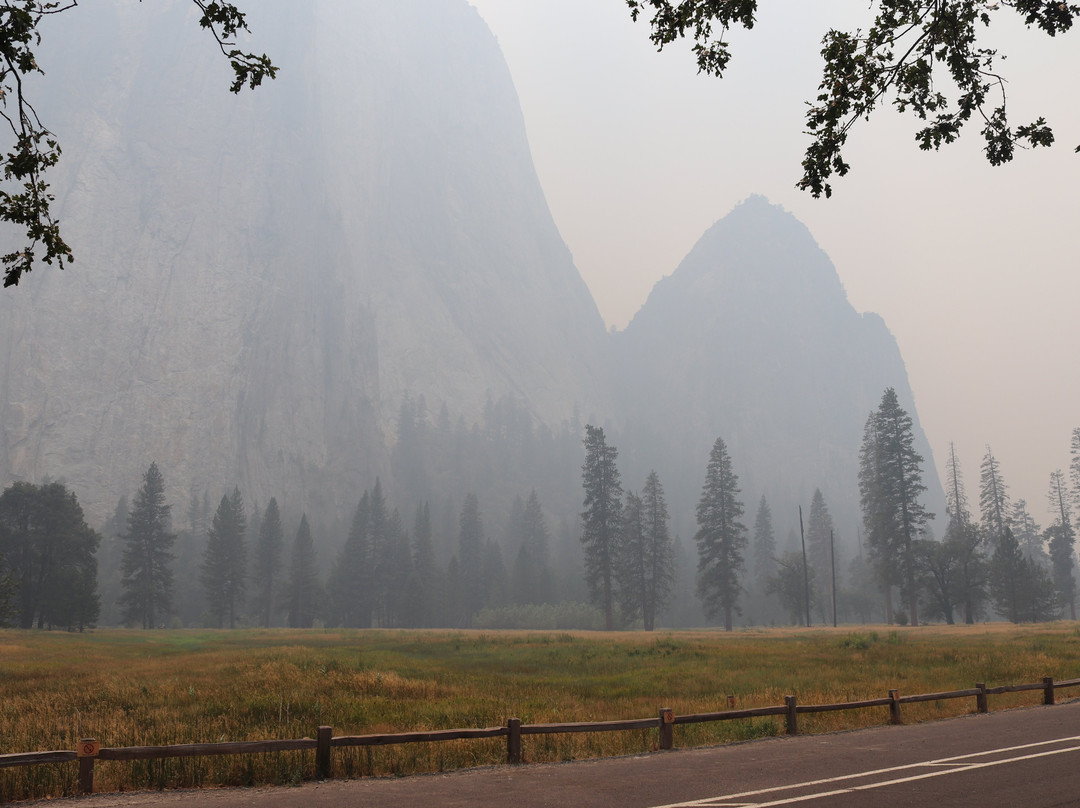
3,623,1080,801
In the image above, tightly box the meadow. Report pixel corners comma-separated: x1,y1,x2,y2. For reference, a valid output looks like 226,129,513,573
3,623,1080,801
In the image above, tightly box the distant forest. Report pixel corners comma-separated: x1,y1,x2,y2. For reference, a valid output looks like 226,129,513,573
1,390,1078,631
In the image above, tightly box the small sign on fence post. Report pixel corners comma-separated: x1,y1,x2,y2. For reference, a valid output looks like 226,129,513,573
77,738,99,794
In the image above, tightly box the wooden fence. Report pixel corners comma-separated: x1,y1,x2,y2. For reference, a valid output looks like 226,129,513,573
3,675,1078,795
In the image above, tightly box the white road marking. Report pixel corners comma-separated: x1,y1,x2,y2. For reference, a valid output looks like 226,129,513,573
651,734,1080,808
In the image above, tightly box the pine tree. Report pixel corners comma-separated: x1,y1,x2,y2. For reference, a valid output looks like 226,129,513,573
638,471,675,631
328,492,372,628
119,462,176,628
383,508,413,626
617,490,647,625
199,487,247,628
858,408,899,618
942,444,985,623
251,498,284,628
989,519,1057,624
580,425,623,631
1010,499,1047,565
694,436,747,631
989,527,1026,622
368,479,393,627
748,494,779,624
805,489,836,623
457,493,486,621
284,515,320,628
511,490,553,606
858,388,932,625
1017,559,1061,622
402,501,440,627
979,446,1011,545
1046,470,1076,619
751,495,776,588
944,443,971,525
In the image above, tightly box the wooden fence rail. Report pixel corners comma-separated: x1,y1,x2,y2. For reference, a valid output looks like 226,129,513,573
4,675,1078,795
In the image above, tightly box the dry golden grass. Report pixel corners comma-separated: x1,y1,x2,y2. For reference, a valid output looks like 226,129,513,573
3,623,1080,801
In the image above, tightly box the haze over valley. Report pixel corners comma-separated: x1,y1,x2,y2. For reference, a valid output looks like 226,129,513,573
0,0,1075,631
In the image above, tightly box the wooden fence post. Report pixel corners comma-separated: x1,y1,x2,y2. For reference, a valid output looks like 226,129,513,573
888,690,902,725
316,726,332,779
975,683,988,714
77,738,99,794
784,696,798,736
1044,677,1055,705
659,708,674,750
507,718,522,764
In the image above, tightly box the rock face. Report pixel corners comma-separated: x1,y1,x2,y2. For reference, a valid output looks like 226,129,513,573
0,0,608,522
613,196,943,543
0,4,939,542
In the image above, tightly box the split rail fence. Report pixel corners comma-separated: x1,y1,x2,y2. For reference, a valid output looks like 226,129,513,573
3,675,1078,795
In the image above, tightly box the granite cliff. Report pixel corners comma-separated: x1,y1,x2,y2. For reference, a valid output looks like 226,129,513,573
0,0,608,522
0,2,939,543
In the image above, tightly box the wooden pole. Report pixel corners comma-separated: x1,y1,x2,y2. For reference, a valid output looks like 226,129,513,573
316,726,332,779
784,696,798,736
888,690,902,725
507,718,522,764
659,709,674,750
975,683,988,714
1043,677,1056,705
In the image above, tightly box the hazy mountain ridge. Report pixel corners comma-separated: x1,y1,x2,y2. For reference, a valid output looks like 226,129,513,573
614,196,943,541
0,0,939,543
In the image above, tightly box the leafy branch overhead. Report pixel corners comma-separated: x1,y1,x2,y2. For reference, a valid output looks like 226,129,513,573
628,0,1079,197
0,1,276,288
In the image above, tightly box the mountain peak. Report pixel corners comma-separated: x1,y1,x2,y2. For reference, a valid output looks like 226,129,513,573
616,200,940,542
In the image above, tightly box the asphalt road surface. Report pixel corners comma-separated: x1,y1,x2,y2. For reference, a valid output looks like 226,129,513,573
60,700,1080,808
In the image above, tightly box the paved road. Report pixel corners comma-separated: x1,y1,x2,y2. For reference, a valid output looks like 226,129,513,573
63,700,1080,808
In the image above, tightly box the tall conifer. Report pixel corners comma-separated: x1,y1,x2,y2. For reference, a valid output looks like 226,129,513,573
858,388,931,625
805,489,836,623
251,497,283,628
285,515,320,628
580,425,623,631
200,487,247,628
694,437,747,631
119,462,175,628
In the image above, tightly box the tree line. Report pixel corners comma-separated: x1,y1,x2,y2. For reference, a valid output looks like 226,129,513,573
3,388,1079,630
